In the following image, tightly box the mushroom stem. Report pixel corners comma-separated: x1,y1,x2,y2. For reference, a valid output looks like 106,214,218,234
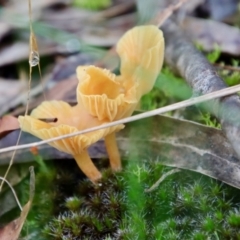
74,150,102,183
104,132,122,171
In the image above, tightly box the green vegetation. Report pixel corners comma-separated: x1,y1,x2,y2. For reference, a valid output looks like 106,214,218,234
19,158,240,239
73,0,112,10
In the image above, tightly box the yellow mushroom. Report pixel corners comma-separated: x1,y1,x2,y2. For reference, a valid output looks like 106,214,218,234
19,25,164,178
77,66,138,122
117,25,165,96
76,66,137,171
18,101,124,183
76,25,164,171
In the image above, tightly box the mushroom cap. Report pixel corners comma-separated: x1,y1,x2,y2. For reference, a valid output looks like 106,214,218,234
77,65,138,121
18,101,124,155
116,25,164,96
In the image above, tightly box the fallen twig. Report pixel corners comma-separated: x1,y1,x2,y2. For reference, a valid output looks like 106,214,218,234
162,18,240,160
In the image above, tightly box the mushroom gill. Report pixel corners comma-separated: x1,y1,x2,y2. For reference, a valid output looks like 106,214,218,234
76,25,165,171
18,101,124,182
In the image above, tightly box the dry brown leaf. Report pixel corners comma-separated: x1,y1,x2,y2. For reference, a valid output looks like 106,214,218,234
0,115,20,138
0,167,35,240
0,201,31,240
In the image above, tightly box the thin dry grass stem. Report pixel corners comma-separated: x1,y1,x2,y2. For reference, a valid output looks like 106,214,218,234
0,176,23,211
0,131,23,191
29,31,45,98
28,0,45,99
145,169,181,192
0,0,43,191
1,84,240,154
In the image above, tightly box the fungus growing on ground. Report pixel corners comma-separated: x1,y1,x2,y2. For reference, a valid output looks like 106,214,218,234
116,25,164,96
18,101,123,183
77,66,138,171
18,25,164,182
77,25,164,171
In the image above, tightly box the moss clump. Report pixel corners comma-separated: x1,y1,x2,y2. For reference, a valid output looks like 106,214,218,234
120,161,240,239
43,168,126,240
40,159,240,240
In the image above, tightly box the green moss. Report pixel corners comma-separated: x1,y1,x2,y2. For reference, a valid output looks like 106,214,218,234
228,211,240,227
65,196,84,211
199,112,221,129
192,232,207,240
202,217,216,232
206,45,221,63
43,167,125,239
14,157,240,239
119,161,240,239
221,69,240,86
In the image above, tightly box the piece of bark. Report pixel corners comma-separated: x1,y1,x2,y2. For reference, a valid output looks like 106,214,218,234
161,18,240,159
